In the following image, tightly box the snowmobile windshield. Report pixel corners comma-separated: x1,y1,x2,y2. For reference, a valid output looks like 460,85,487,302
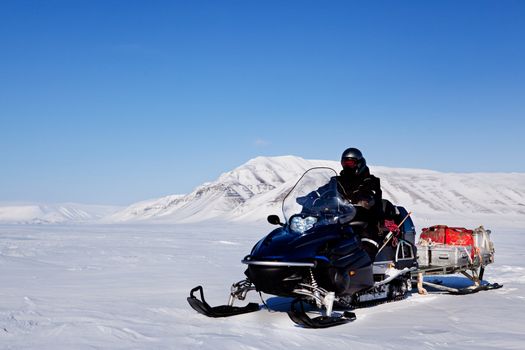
282,167,356,234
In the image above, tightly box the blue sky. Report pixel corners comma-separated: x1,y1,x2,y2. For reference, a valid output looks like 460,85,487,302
1,0,524,205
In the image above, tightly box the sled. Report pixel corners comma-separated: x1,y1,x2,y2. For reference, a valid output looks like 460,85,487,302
414,225,502,295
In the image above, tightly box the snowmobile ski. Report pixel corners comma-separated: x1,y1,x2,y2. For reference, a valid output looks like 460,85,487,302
187,286,259,318
287,298,356,328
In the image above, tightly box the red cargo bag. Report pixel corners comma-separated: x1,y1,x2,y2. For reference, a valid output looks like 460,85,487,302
420,225,475,257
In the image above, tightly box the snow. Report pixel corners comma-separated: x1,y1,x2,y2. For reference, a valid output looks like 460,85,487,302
1,156,525,348
1,218,524,349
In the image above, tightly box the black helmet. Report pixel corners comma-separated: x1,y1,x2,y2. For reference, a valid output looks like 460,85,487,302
340,147,366,176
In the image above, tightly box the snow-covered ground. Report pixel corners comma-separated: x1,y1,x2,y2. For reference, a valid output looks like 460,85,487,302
1,216,524,349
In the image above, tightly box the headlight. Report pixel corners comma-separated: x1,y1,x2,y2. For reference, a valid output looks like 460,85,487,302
290,216,318,234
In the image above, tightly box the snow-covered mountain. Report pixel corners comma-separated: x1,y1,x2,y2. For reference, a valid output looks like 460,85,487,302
107,156,320,223
0,203,121,224
1,156,523,224
109,156,525,224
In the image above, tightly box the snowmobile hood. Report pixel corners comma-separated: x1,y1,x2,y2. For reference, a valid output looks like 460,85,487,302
245,225,345,264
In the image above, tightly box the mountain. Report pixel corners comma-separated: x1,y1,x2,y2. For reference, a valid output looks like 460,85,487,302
107,156,322,223
109,156,525,224
2,156,523,224
0,203,121,224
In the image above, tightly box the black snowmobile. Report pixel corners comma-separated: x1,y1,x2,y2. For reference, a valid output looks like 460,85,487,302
188,167,418,328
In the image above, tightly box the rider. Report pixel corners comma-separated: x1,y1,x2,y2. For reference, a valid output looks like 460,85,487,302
297,147,392,259
337,148,384,259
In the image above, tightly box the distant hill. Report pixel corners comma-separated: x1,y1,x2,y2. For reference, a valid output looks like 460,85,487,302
0,203,121,224
1,156,523,224
107,156,525,224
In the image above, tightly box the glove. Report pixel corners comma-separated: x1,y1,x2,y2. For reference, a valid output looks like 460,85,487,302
384,220,399,233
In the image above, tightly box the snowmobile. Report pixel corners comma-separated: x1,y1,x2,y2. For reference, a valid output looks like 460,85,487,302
187,167,419,328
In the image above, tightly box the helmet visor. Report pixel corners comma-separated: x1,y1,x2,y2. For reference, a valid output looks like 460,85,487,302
341,158,358,168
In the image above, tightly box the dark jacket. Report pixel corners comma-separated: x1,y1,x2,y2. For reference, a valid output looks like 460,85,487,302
337,166,383,240
337,167,381,210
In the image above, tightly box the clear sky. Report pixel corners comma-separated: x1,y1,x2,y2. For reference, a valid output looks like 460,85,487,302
1,0,524,205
